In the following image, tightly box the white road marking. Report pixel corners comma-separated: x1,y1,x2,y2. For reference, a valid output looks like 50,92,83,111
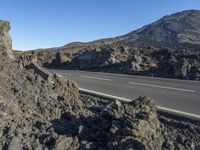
79,88,131,102
77,70,200,83
58,73,72,76
80,75,112,81
50,69,200,83
157,106,200,119
61,73,72,76
49,69,72,76
129,81,195,93
79,88,200,120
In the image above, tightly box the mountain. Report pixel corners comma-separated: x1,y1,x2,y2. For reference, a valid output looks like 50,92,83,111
56,9,200,50
21,10,200,52
17,10,200,80
117,10,200,49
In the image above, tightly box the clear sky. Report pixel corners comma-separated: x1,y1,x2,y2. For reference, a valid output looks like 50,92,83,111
0,0,199,50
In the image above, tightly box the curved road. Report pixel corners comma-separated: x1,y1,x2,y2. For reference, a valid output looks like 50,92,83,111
50,69,200,118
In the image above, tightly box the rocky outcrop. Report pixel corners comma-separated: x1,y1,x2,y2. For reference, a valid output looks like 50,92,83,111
174,58,192,78
25,62,52,81
0,61,80,149
0,55,169,149
0,20,80,149
100,97,163,149
17,44,200,80
47,96,165,150
0,20,13,59
1,52,198,149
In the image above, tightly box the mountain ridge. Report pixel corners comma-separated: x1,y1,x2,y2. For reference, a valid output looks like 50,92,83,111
59,9,200,51
116,9,200,49
23,9,200,52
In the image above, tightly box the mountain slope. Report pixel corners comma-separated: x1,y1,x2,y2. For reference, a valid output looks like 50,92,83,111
21,10,200,52
116,10,200,49
56,9,200,50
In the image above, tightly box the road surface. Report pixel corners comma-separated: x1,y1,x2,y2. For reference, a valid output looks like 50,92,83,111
50,69,200,117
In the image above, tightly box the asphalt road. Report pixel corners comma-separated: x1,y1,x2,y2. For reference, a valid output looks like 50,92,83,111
50,69,200,117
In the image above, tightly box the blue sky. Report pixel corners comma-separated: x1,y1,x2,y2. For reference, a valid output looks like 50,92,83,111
0,0,199,50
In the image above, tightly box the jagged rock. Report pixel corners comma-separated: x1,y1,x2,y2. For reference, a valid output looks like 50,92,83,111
7,136,22,150
0,20,81,149
55,51,70,64
25,62,52,81
54,136,74,150
46,96,165,150
162,140,175,150
0,20,13,59
17,43,200,80
100,97,163,150
174,58,191,78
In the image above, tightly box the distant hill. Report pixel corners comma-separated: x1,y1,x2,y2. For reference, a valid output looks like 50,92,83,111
116,10,200,49
58,9,200,50
24,10,200,53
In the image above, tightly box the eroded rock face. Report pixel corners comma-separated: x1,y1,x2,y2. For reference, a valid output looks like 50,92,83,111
50,96,164,150
0,56,81,149
0,21,81,149
0,56,165,149
0,20,13,59
17,43,200,81
174,58,192,78
100,97,163,149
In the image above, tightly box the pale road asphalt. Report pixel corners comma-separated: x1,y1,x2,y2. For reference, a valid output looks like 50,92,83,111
49,69,200,117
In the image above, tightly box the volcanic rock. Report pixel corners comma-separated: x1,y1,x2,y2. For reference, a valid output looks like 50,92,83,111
0,20,13,59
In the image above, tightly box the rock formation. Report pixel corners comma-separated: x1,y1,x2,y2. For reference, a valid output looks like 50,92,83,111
0,20,13,59
0,20,80,149
99,97,163,149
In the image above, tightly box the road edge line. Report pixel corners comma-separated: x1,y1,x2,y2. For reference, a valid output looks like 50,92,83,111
79,88,131,102
157,106,200,119
129,81,195,92
74,70,200,83
79,88,200,120
80,75,112,81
